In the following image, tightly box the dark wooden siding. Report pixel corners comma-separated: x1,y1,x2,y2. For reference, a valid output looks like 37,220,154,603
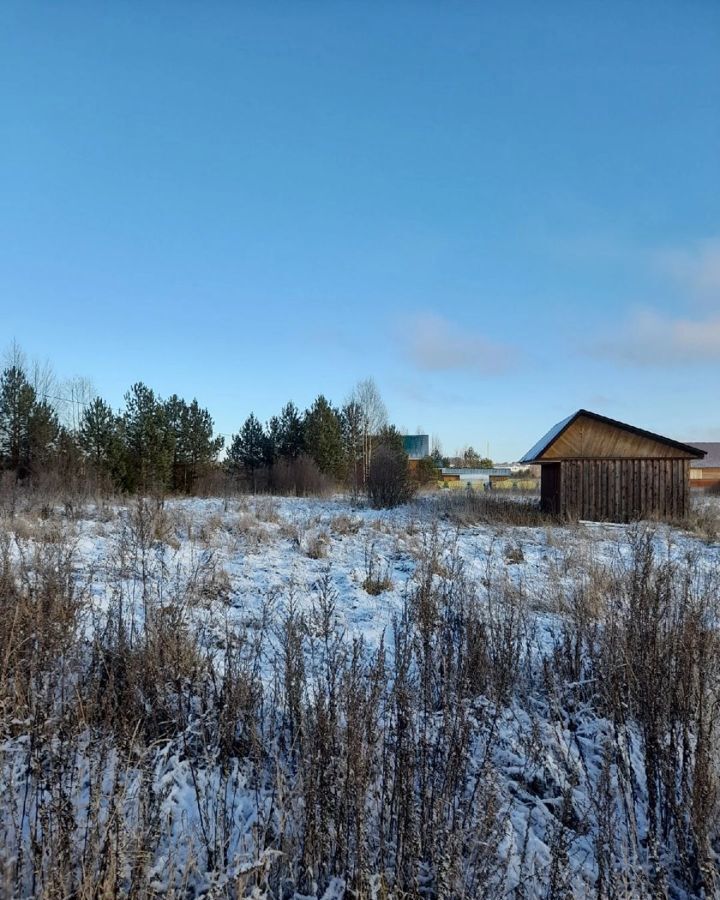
540,458,690,522
540,462,561,514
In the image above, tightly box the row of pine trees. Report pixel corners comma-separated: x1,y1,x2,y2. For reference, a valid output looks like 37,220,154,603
226,395,402,492
0,361,403,495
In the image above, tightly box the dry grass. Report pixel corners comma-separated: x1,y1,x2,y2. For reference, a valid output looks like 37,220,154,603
361,572,393,595
329,513,362,536
1,496,719,898
227,513,273,549
687,496,720,542
504,542,525,564
196,511,224,544
396,521,453,578
3,513,71,544
251,496,281,523
361,540,393,594
303,528,329,559
437,489,559,527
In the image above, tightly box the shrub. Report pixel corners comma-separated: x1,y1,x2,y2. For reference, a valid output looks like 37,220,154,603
362,541,393,594
271,454,334,497
412,454,440,486
688,496,720,542
367,445,415,508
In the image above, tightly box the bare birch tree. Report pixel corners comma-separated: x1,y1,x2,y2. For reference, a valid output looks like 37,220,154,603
60,375,96,431
347,378,388,483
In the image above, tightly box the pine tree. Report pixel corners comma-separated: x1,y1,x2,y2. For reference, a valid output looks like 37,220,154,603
122,383,174,493
166,396,224,492
376,424,406,455
227,413,266,491
79,397,123,483
183,399,224,490
27,400,60,473
277,401,306,460
304,395,346,480
463,446,481,467
0,365,59,477
264,415,281,468
0,366,36,473
55,426,84,484
164,393,187,486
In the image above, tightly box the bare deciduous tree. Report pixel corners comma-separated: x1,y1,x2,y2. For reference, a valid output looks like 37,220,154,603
347,377,388,482
59,375,96,431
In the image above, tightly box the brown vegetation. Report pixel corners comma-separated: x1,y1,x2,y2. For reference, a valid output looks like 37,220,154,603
1,494,719,898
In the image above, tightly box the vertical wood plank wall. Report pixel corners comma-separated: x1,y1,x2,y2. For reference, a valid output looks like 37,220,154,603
540,462,561,515
542,458,690,522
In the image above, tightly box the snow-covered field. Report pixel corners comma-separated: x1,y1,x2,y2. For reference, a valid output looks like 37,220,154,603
2,493,720,898
61,494,720,659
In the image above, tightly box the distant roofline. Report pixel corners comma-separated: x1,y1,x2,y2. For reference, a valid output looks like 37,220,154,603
687,442,720,467
521,409,706,463
441,467,511,475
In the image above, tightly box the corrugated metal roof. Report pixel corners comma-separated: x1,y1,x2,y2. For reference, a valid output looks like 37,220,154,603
688,442,720,468
521,409,706,463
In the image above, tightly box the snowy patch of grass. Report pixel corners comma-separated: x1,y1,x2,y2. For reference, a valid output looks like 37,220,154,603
2,496,720,896
329,513,362,536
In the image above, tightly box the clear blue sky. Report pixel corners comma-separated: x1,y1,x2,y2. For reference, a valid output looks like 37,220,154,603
1,2,719,460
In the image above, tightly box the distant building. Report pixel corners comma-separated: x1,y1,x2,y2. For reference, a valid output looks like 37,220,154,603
402,434,430,459
689,443,720,489
439,467,511,489
522,409,705,522
496,462,541,476
489,473,541,491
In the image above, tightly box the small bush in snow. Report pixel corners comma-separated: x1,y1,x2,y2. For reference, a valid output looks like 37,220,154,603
366,443,415,509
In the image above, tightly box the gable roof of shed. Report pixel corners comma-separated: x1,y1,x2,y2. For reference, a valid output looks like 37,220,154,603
520,409,706,463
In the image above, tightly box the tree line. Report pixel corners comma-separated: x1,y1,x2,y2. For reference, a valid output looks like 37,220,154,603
0,366,223,494
0,359,416,501
225,384,404,494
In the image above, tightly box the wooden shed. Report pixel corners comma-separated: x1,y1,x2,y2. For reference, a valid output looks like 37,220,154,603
520,410,705,522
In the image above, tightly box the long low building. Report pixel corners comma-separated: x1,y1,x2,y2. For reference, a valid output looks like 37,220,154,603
689,443,720,489
440,466,512,481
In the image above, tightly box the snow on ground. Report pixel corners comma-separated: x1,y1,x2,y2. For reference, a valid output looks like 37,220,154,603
59,493,720,668
3,492,720,896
